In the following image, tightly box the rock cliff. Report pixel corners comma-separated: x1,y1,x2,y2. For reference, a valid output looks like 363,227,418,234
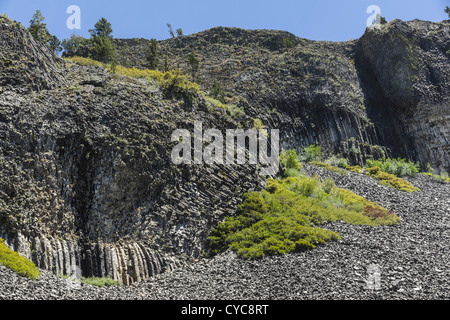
116,20,450,171
1,16,449,284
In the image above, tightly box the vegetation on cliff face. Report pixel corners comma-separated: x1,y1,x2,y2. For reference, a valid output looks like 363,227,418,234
28,10,62,53
365,167,420,193
0,11,449,282
298,145,422,192
65,56,200,101
0,238,40,280
208,152,400,260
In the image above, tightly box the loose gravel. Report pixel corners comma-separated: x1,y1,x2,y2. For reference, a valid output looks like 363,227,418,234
1,166,449,300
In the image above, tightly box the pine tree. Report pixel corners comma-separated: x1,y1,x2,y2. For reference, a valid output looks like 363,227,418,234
167,23,175,38
89,18,116,63
89,18,113,39
28,10,62,53
29,10,51,44
176,28,184,37
146,38,159,70
187,52,199,81
91,35,115,63
211,80,226,104
445,6,450,18
48,35,62,53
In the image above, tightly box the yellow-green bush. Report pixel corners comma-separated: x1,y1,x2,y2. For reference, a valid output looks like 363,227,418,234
280,149,303,177
423,172,450,183
208,175,400,259
345,165,363,173
204,96,244,117
366,166,420,192
366,158,420,177
65,56,200,100
0,238,40,280
310,161,348,175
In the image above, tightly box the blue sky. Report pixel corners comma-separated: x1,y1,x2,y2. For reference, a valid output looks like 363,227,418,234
0,0,448,42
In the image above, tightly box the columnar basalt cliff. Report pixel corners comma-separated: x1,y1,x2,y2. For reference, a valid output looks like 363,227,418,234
1,16,449,284
357,20,450,172
115,20,449,171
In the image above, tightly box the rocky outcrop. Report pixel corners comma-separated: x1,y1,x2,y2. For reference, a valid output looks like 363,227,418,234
116,21,450,172
1,15,449,285
0,16,265,284
0,17,66,93
357,19,450,173
0,232,184,285
117,28,385,163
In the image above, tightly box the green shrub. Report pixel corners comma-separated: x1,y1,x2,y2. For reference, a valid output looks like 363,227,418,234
81,276,121,287
209,175,400,259
205,97,244,117
366,157,420,177
282,37,295,49
325,155,349,168
253,118,264,130
310,161,348,175
284,168,302,178
280,150,303,177
432,172,450,183
225,104,244,118
323,178,335,194
345,165,363,173
66,57,200,100
303,145,322,162
366,166,420,192
422,163,450,183
0,238,40,280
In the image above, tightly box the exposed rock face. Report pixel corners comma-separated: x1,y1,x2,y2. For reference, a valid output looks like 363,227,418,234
117,29,387,164
0,232,182,285
0,18,66,92
357,19,450,173
116,21,450,172
0,16,449,285
0,16,264,284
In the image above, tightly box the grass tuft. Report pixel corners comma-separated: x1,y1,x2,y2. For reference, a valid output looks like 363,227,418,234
310,161,348,175
81,276,121,288
0,238,40,280
65,56,200,101
208,174,400,260
366,158,420,177
366,166,420,192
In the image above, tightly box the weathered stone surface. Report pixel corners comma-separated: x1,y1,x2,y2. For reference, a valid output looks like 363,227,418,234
357,19,450,173
0,18,66,92
1,15,449,288
1,170,449,300
116,21,450,172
